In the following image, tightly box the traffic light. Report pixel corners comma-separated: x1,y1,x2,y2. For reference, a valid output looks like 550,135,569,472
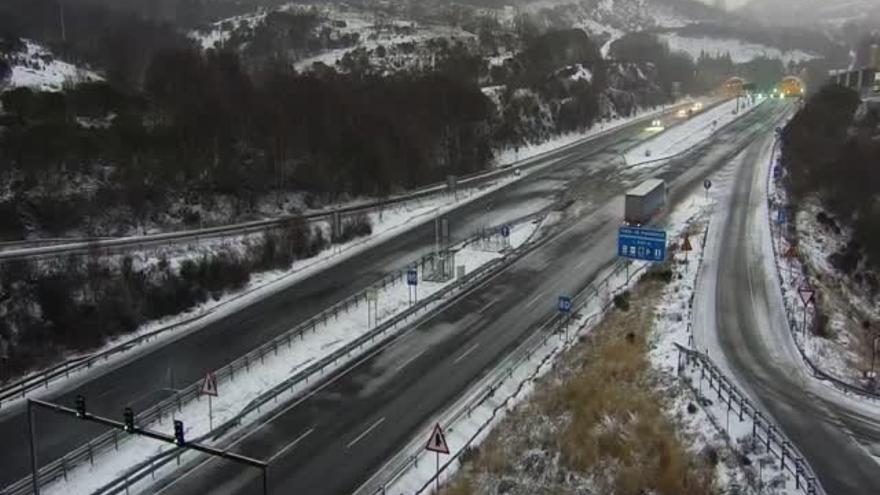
174,420,185,446
75,395,86,418
123,407,135,432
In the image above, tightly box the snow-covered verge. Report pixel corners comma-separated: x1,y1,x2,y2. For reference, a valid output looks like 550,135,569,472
766,145,880,392
492,96,704,167
34,220,539,495
0,175,522,401
625,96,762,166
366,163,776,495
0,39,100,92
653,195,812,495
0,95,694,410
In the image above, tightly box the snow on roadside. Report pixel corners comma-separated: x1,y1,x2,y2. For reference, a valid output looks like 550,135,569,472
3,91,693,411
625,96,763,166
492,96,705,168
1,177,524,409
766,145,879,390
371,157,756,495
39,220,540,495
651,175,801,495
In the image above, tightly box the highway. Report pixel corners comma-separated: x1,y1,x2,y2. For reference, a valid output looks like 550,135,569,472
0,102,709,489
699,125,880,493
152,101,789,495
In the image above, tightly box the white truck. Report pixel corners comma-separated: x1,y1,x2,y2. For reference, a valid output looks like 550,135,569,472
624,178,667,225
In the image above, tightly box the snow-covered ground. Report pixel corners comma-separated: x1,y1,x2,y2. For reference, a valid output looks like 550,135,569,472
766,145,879,389
493,96,706,167
624,96,763,166
659,33,818,65
38,220,539,495
652,171,806,494
3,40,100,92
368,154,769,495
4,94,699,413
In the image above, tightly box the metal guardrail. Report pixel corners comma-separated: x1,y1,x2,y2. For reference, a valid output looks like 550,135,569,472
676,344,823,495
87,223,546,495
3,216,545,495
357,255,649,495
0,245,446,495
0,100,710,264
0,100,713,409
763,137,880,401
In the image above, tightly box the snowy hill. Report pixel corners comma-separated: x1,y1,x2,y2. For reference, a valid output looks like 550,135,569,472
742,0,880,27
659,32,817,64
0,39,100,92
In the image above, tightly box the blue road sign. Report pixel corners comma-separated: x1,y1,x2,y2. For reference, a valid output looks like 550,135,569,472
618,227,667,262
773,165,782,179
776,208,787,224
558,296,572,313
500,225,510,238
407,269,418,286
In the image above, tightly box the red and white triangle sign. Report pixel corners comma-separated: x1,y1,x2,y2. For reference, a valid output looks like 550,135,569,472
425,423,450,455
798,284,815,306
681,235,693,252
201,372,218,397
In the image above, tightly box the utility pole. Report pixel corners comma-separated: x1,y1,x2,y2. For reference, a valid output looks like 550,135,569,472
58,0,67,43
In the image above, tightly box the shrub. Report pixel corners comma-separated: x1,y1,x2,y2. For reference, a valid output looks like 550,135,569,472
613,291,631,311
333,212,373,244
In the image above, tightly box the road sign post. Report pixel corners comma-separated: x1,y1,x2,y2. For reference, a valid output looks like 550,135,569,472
201,372,218,431
681,234,693,262
407,268,418,305
798,285,816,340
558,296,572,343
703,179,712,201
500,225,511,249
426,423,450,491
618,227,667,262
366,289,378,328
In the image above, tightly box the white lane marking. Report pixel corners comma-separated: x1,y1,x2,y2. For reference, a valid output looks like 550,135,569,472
269,427,315,463
452,342,481,365
393,349,426,372
346,417,386,449
477,300,497,314
526,293,542,308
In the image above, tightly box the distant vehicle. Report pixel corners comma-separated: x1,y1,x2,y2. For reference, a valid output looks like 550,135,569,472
651,119,662,127
624,178,667,225
514,168,521,176
676,108,689,118
691,102,704,112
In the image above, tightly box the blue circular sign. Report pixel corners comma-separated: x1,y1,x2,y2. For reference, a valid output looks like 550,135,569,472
500,225,511,238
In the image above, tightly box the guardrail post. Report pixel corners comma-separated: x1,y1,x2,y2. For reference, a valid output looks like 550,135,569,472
88,442,94,466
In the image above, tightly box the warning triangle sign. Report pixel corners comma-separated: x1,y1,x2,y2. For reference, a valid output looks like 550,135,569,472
201,372,218,397
681,235,693,252
425,423,450,454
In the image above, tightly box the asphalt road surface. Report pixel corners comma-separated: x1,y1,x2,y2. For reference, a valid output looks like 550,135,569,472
702,127,880,494
0,103,710,489
153,101,789,495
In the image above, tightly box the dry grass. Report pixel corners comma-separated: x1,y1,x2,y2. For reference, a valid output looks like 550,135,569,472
444,279,716,495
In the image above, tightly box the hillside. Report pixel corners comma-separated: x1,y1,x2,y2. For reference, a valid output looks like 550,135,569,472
0,39,100,92
742,0,880,27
